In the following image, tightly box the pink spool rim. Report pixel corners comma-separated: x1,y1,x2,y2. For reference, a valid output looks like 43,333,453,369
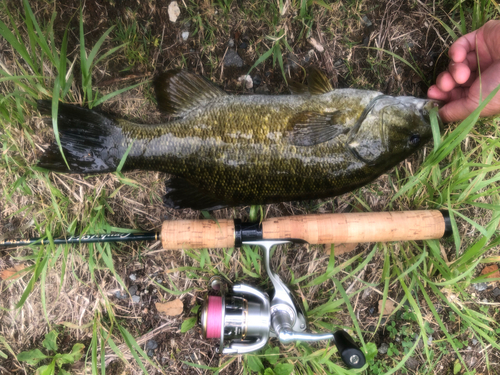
206,296,223,339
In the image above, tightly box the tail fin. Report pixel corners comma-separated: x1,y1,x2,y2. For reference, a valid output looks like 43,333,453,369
37,100,121,173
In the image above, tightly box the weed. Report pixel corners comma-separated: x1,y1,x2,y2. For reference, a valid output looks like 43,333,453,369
17,330,84,375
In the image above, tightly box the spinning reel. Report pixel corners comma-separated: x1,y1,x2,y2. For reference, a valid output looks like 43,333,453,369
199,240,366,369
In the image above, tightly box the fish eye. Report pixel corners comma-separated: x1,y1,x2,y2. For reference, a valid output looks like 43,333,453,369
409,134,420,146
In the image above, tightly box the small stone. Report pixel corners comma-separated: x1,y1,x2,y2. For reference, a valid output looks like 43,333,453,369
428,336,433,345
308,37,324,52
182,365,188,370
129,274,137,281
255,83,269,94
378,343,389,354
224,49,244,68
114,291,128,300
147,349,155,357
228,39,235,48
405,357,419,371
472,339,478,345
238,75,253,89
168,1,181,23
252,75,262,88
182,31,189,41
146,339,158,350
361,15,373,27
474,283,488,292
286,53,300,71
492,288,500,297
132,295,141,304
129,285,138,295
368,307,375,315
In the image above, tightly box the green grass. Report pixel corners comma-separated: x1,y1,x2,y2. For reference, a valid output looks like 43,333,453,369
1,0,500,374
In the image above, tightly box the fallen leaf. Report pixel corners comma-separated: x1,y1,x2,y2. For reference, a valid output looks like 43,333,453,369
0,264,27,280
480,264,500,279
378,300,395,316
324,243,358,255
156,299,183,316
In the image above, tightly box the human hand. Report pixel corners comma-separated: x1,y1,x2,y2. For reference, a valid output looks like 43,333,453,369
427,20,500,123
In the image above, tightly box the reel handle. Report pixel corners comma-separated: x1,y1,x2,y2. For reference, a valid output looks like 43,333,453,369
160,210,451,250
333,330,366,369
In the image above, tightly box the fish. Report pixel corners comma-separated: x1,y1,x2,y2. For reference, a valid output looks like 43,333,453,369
37,68,441,210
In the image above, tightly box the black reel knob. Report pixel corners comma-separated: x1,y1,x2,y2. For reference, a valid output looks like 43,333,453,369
333,330,366,369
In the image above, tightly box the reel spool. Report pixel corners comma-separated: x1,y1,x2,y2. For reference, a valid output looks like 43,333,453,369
199,240,366,369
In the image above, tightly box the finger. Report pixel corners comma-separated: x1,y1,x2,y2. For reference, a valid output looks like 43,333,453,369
461,71,477,87
427,85,451,101
448,30,479,63
449,62,471,84
466,51,478,71
436,71,458,92
438,92,476,123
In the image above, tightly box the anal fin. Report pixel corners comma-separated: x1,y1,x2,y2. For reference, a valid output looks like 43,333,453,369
164,176,229,211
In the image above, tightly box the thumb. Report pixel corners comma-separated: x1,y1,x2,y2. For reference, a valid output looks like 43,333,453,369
438,97,477,123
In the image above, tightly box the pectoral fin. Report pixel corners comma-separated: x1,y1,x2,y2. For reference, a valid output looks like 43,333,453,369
164,176,229,211
154,70,227,116
285,111,348,146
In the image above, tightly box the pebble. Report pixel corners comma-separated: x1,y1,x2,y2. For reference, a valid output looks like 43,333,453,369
147,349,155,357
474,283,488,292
132,295,141,304
492,288,500,297
168,1,181,22
223,49,244,68
182,31,189,41
368,307,376,315
129,285,138,295
238,75,253,89
361,15,373,27
114,291,128,300
228,39,235,48
129,274,137,281
405,357,419,371
252,75,262,88
428,336,433,345
472,339,478,345
146,339,158,350
378,343,389,354
255,83,269,94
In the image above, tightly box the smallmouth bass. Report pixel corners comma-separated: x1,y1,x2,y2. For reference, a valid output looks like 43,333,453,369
38,69,440,210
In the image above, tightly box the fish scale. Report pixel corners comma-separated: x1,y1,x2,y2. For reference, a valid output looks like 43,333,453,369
37,69,440,210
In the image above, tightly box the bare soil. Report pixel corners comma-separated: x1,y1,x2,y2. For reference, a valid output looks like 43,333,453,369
1,0,499,374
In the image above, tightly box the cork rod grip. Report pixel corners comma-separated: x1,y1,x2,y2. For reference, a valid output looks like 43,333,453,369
262,210,446,244
161,219,235,250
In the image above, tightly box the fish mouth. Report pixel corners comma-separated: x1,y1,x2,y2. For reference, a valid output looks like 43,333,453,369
419,99,443,128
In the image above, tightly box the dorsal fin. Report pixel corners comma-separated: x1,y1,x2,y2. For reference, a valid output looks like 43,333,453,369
288,80,309,95
154,70,227,115
307,68,333,95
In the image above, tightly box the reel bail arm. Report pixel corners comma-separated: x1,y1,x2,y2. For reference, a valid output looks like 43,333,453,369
200,239,366,369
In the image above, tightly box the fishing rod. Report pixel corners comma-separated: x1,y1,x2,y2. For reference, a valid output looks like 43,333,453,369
1,210,451,369
0,210,451,250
